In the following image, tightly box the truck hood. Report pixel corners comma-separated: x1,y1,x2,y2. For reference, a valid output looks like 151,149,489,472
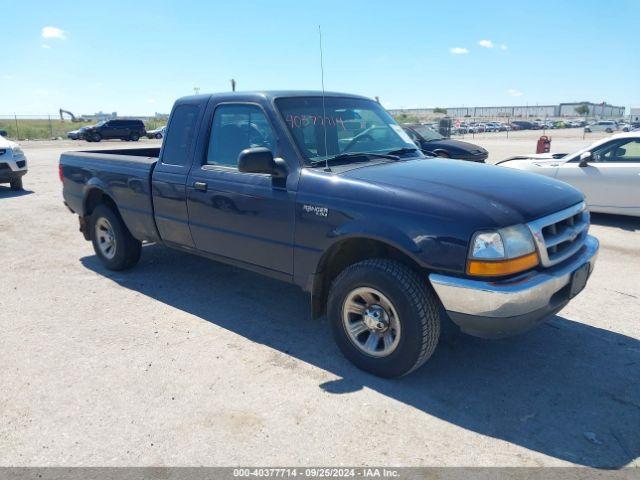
340,158,583,226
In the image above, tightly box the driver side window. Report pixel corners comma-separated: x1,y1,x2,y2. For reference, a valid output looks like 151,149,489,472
206,104,276,168
592,139,640,163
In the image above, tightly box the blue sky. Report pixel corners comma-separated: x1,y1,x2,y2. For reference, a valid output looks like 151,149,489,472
3,0,639,115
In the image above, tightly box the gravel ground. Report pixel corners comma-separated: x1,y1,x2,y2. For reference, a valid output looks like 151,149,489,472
1,132,638,468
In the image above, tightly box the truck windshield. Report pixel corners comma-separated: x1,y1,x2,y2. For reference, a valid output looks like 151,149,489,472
275,96,419,164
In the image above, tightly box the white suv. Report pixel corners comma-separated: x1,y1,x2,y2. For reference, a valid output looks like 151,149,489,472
585,120,618,133
0,134,28,190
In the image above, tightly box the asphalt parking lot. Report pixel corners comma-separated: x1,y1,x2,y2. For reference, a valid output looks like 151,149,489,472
1,131,639,468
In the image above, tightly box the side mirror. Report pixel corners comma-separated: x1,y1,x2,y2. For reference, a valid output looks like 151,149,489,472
238,147,286,178
578,151,592,167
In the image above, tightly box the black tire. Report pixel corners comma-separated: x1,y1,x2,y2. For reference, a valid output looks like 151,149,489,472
130,133,140,141
155,133,162,139
327,259,441,378
89,204,141,270
91,132,102,142
10,178,23,191
606,128,613,133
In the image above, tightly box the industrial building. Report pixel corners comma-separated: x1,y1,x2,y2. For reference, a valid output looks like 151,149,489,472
388,102,626,119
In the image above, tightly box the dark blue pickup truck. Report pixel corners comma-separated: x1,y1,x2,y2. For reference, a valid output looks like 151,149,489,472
60,91,599,377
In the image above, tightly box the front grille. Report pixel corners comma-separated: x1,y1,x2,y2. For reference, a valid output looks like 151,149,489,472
16,160,26,168
527,202,589,267
0,163,9,170
0,149,6,156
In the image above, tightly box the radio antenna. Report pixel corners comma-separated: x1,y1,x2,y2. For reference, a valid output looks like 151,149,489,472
318,25,330,172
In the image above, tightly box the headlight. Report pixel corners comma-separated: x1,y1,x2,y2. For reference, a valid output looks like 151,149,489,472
468,224,538,277
12,146,24,158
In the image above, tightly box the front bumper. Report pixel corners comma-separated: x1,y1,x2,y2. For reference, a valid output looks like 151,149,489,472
429,235,599,338
0,155,28,183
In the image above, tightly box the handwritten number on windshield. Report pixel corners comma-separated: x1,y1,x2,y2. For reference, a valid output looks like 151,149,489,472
286,114,346,130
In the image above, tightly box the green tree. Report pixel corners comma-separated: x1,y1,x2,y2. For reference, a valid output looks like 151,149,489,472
574,104,590,116
433,107,448,114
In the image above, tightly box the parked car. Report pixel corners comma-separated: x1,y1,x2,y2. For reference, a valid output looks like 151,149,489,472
0,130,7,137
83,119,146,142
146,126,166,139
618,122,632,132
498,132,640,216
60,90,598,378
511,120,538,130
584,120,618,133
67,126,89,140
0,135,27,190
402,124,488,162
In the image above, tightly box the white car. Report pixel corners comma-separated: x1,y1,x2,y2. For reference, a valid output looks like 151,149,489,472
497,132,640,217
0,134,27,190
584,120,618,133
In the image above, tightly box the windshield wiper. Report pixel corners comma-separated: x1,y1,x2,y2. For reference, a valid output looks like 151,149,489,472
309,151,400,167
385,147,420,156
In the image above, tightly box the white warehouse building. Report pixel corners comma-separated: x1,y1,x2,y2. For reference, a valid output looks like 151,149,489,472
389,102,625,119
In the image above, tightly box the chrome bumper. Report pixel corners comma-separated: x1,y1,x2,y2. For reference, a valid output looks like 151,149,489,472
429,235,599,338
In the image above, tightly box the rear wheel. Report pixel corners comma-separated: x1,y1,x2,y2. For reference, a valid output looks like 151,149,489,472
606,128,613,133
130,133,140,141
91,132,102,142
10,178,23,191
155,133,162,139
90,204,141,270
328,259,441,378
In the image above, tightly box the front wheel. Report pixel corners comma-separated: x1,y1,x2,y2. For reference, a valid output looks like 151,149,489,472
130,133,140,141
89,204,141,270
606,128,613,133
91,132,102,142
10,178,23,191
328,259,441,378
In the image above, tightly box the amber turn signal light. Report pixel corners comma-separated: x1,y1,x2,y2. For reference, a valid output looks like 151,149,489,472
467,251,539,277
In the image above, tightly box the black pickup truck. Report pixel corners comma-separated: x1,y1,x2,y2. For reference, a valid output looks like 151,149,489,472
60,91,599,377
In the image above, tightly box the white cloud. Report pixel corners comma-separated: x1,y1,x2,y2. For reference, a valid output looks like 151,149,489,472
41,26,66,39
507,89,523,97
41,44,51,49
500,43,508,50
478,39,494,48
450,47,469,55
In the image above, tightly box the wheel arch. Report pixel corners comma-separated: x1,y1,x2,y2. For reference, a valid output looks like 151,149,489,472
81,184,123,240
310,235,428,319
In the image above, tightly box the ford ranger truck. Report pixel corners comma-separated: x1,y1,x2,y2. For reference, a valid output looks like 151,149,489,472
60,91,599,378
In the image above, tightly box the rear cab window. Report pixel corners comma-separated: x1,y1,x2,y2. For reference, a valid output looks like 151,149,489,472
161,104,201,166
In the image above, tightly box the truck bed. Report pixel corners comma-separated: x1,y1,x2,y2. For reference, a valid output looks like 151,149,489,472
60,147,161,243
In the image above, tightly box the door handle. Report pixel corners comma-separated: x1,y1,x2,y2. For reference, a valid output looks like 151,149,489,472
194,181,208,192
